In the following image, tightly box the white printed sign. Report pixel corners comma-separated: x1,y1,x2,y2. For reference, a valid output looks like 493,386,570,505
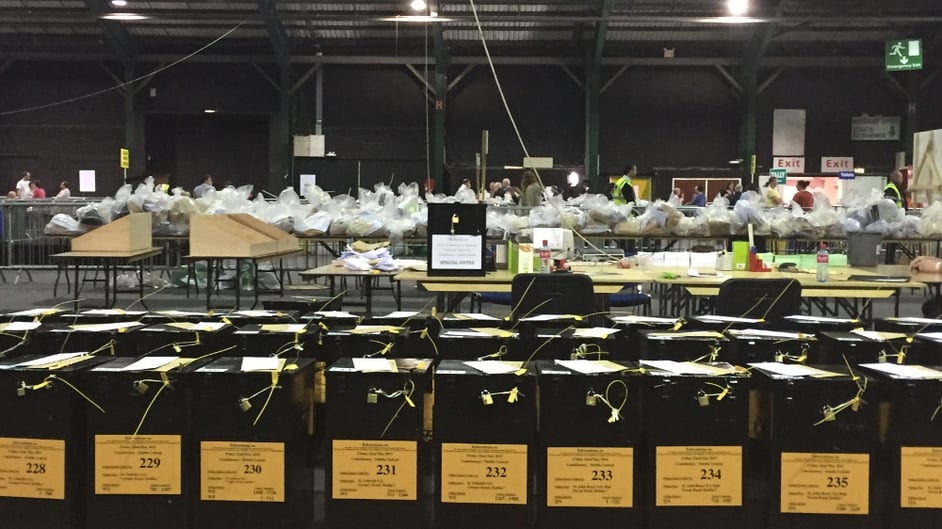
431,234,483,270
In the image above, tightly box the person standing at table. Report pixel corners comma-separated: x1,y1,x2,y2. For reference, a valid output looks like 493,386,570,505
54,180,71,200
29,179,46,198
15,171,31,199
728,184,743,206
193,174,215,198
687,185,706,207
884,169,907,209
612,164,637,205
519,169,543,207
792,179,814,210
764,177,783,207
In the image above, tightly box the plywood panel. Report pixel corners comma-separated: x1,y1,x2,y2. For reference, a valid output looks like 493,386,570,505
71,213,152,253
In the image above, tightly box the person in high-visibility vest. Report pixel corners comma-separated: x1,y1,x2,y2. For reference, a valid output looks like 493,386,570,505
612,164,637,205
883,169,907,209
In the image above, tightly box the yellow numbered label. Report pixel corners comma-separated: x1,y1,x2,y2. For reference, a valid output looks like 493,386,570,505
655,446,742,507
441,443,527,505
95,435,181,495
547,447,633,508
0,437,65,500
780,452,869,515
200,441,284,502
331,440,417,501
900,447,942,509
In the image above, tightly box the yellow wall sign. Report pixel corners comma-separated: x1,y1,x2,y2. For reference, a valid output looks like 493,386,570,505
780,452,869,515
120,148,129,169
331,440,417,501
201,441,284,503
95,435,181,495
0,437,65,500
655,445,742,507
900,447,942,508
441,443,527,505
546,446,633,508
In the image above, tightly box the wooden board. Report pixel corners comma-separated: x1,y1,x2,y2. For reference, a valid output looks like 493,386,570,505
189,214,298,257
71,213,152,253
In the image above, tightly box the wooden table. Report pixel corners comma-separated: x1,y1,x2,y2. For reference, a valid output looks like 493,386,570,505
183,249,302,311
394,265,648,312
651,265,925,318
299,264,401,318
51,247,164,312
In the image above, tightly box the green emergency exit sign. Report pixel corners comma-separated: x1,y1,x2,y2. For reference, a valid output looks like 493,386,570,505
886,39,922,71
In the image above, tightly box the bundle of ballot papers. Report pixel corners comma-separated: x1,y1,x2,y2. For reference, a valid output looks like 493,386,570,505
340,245,398,271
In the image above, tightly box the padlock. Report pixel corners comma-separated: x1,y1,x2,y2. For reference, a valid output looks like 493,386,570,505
16,383,26,397
585,392,597,407
697,391,710,407
238,398,252,412
774,352,784,363
481,391,493,406
878,350,887,363
133,380,149,394
820,406,836,422
367,391,379,404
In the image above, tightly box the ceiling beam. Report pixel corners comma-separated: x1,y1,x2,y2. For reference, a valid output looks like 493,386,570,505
0,51,889,69
82,0,135,66
757,67,785,94
257,0,290,66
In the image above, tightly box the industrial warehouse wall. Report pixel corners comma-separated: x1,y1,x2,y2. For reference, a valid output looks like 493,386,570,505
0,60,939,198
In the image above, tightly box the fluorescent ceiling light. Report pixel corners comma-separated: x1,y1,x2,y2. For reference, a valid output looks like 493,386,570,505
410,0,427,10
203,108,217,114
727,0,749,16
697,16,763,24
110,0,127,6
100,13,148,21
379,15,453,22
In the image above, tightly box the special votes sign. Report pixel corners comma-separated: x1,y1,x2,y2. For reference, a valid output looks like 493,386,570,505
821,157,853,173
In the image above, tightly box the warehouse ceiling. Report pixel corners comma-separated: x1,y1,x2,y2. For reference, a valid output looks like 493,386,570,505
0,0,940,66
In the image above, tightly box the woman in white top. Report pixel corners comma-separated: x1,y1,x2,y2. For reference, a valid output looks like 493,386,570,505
54,180,71,200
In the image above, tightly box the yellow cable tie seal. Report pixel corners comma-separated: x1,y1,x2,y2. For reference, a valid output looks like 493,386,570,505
507,387,519,403
159,372,170,385
513,369,527,376
271,371,280,385
319,322,329,331
420,328,429,340
222,317,232,325
717,386,730,401
671,321,684,332
404,394,415,408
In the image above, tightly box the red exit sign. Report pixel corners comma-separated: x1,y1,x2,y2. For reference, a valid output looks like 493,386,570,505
821,157,853,173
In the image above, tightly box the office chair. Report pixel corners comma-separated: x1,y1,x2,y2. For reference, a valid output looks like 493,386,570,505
714,278,802,319
469,292,513,313
510,273,595,320
609,284,652,315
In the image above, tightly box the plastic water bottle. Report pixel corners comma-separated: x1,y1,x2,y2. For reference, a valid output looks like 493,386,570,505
539,240,551,273
816,243,829,282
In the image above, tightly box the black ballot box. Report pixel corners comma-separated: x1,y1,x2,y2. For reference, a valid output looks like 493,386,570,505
368,312,441,358
641,363,755,529
751,363,883,529
189,356,317,529
723,329,818,364
776,315,862,333
817,331,912,365
517,327,618,362
57,309,149,324
325,357,432,529
0,353,110,529
903,332,942,365
37,321,145,357
685,314,768,331
233,321,320,357
135,321,236,358
638,329,729,363
212,309,302,325
80,356,204,529
535,360,644,529
436,327,520,360
320,325,407,364
858,363,942,529
440,313,510,329
607,315,681,361
433,359,538,529
141,310,215,324
874,316,942,334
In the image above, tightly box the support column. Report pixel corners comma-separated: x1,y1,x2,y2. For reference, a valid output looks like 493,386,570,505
431,23,449,192
122,61,140,179
274,65,292,192
903,70,920,164
585,59,601,191
740,65,758,185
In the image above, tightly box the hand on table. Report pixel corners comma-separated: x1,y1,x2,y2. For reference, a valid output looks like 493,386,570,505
911,256,942,273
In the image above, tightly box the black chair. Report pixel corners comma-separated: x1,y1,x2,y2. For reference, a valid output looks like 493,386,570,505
510,273,595,320
714,278,802,319
609,284,652,315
